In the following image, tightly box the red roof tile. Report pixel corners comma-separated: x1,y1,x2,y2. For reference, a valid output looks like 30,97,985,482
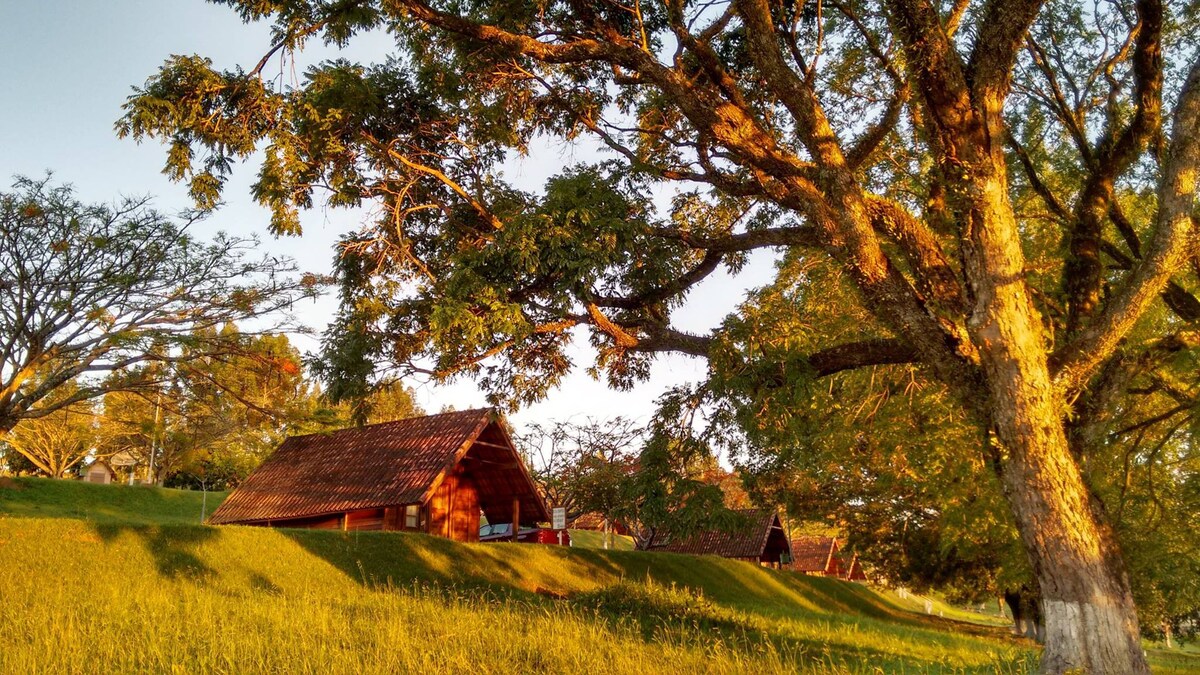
655,509,790,560
209,409,531,525
791,536,840,573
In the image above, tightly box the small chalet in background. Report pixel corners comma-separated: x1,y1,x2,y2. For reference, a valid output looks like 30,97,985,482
790,536,846,577
569,512,629,536
654,509,792,567
208,409,549,542
843,553,868,582
83,462,115,485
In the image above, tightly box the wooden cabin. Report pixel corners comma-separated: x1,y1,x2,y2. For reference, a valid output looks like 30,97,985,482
82,462,115,485
843,553,869,582
654,509,792,567
207,409,549,542
791,536,846,576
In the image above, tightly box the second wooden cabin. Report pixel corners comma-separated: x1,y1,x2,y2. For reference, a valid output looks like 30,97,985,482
654,509,793,567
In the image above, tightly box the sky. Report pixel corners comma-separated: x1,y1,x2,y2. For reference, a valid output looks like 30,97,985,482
0,0,778,430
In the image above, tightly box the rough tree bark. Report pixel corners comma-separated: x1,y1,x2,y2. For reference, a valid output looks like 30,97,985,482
966,176,1151,672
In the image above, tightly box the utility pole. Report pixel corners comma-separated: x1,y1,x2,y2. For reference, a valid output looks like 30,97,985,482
147,389,162,485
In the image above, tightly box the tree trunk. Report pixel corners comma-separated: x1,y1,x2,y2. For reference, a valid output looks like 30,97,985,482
988,379,1148,673
1004,591,1025,636
960,150,1149,671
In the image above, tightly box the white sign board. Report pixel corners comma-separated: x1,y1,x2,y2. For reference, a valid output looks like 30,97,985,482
552,507,566,531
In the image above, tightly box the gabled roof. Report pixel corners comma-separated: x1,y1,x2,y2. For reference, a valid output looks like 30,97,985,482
791,536,840,572
844,553,868,581
209,408,547,525
656,509,790,559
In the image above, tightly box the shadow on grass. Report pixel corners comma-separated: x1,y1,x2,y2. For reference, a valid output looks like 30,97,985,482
60,517,1032,672
248,572,283,596
273,527,544,601
566,582,1034,673
91,523,219,583
254,525,1030,671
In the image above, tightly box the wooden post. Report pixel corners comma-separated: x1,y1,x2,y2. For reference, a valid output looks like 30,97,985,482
512,497,520,542
341,512,349,532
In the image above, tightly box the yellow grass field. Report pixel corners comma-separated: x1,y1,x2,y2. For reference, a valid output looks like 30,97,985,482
0,478,1195,673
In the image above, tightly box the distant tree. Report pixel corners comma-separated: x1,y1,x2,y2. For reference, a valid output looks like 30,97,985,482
96,328,340,485
574,403,735,550
517,416,643,517
3,382,96,478
0,177,315,436
0,442,39,476
351,380,423,426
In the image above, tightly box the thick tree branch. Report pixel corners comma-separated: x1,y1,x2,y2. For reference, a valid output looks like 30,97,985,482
865,195,966,312
593,250,725,310
807,338,919,377
1062,0,1163,333
967,0,1046,107
1053,59,1200,393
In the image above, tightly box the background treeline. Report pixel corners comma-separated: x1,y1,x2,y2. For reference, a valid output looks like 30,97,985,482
0,325,421,490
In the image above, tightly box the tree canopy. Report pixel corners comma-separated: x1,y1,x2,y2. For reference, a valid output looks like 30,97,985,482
0,177,317,435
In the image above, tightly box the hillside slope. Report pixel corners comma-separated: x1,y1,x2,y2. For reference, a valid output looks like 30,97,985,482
0,476,225,524
0,478,1192,673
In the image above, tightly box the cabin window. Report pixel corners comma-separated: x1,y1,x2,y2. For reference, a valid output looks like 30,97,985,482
405,504,419,529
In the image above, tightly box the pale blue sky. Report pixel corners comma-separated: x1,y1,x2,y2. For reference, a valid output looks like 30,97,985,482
0,0,776,428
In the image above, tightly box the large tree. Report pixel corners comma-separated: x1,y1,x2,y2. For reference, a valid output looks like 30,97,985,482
0,177,315,435
3,382,96,478
517,416,645,517
121,0,1200,671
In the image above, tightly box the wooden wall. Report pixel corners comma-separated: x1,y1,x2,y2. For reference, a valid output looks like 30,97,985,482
263,513,344,530
245,459,485,542
427,463,481,542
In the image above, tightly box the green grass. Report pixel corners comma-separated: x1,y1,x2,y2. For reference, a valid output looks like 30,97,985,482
0,477,1195,673
886,590,1012,628
0,476,224,524
567,527,637,551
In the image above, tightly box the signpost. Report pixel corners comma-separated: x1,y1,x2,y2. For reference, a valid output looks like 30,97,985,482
552,507,566,545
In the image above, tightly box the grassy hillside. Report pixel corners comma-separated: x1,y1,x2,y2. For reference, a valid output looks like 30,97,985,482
0,476,225,525
0,477,629,548
0,478,1194,674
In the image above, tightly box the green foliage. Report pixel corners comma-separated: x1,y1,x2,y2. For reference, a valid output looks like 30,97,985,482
3,382,97,478
0,177,315,435
95,328,338,487
517,416,644,517
94,327,422,488
663,257,1027,601
565,406,741,551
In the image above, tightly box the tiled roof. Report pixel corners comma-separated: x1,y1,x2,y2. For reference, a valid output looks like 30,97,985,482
791,536,839,572
569,512,605,529
209,409,495,525
656,509,786,559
